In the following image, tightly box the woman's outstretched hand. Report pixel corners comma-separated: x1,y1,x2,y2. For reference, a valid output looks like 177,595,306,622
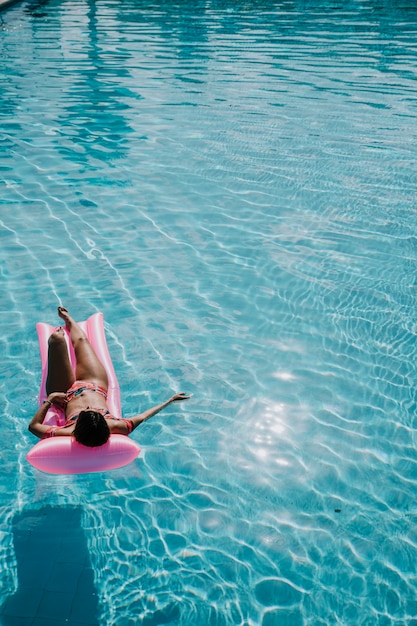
169,392,191,402
128,392,191,431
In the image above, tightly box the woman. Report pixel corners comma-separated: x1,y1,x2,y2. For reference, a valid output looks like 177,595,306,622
29,307,189,446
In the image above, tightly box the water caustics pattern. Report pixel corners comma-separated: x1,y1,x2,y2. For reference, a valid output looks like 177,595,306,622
1,0,417,624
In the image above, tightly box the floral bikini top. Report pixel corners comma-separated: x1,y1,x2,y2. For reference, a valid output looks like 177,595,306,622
44,380,133,438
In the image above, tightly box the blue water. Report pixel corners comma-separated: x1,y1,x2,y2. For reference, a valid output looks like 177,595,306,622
1,0,417,624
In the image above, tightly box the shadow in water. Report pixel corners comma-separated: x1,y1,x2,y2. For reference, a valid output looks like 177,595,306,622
1,506,99,626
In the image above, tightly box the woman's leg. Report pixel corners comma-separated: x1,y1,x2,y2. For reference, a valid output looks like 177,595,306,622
46,328,75,395
58,307,109,388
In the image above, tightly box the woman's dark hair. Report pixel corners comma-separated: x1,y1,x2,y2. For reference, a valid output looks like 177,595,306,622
73,410,110,447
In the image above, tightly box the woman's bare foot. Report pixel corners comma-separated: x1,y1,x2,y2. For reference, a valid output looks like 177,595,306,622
57,307,88,348
58,306,73,328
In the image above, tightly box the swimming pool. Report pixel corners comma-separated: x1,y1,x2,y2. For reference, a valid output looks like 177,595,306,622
1,0,417,624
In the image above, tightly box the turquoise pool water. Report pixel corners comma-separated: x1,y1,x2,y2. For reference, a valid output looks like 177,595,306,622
1,0,417,624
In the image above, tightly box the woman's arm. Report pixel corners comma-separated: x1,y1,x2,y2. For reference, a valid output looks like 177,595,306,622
28,392,67,439
127,392,190,432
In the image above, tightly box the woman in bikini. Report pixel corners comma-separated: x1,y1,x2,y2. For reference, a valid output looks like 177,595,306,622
29,307,189,447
